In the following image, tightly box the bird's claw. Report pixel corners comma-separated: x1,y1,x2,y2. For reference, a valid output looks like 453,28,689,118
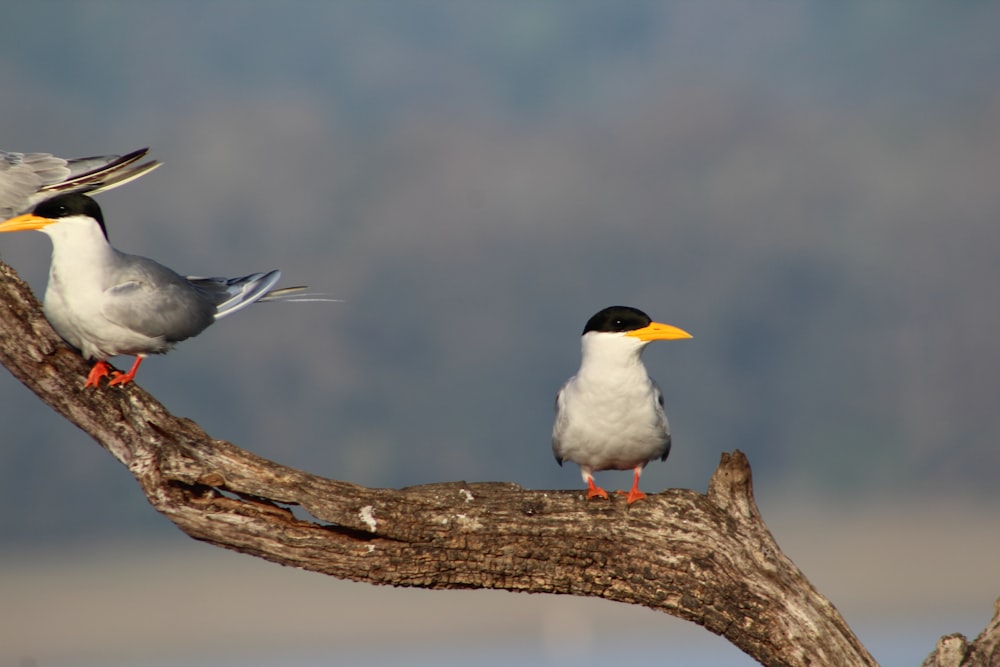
83,361,112,389
617,488,648,505
585,478,609,500
107,371,135,387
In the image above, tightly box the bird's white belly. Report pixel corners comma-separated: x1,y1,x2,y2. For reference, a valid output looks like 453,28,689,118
44,275,165,360
555,384,669,471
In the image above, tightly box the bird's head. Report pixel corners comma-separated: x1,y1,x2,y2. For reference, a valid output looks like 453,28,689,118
0,193,109,241
578,305,692,366
583,305,691,342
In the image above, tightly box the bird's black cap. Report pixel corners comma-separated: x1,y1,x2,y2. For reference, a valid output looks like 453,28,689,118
582,305,652,335
33,193,108,239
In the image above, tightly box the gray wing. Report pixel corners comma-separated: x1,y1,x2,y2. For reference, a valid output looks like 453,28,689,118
0,152,70,218
652,380,672,462
0,148,160,219
42,148,160,198
551,384,568,466
101,254,216,342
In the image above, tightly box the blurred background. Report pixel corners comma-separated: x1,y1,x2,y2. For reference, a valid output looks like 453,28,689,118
2,2,999,665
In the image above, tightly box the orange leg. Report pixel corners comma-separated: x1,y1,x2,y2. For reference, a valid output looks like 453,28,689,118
584,473,609,500
108,357,144,387
84,360,113,388
616,468,647,505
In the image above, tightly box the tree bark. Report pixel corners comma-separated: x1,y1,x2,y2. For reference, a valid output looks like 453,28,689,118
921,600,1000,667
1,258,997,667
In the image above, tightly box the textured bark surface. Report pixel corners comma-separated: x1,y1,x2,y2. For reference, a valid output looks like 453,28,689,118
2,258,998,667
921,600,1000,667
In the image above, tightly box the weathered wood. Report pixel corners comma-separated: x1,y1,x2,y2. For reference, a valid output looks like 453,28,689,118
2,257,997,667
921,599,1000,667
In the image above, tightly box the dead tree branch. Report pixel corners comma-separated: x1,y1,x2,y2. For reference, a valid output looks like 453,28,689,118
2,258,997,667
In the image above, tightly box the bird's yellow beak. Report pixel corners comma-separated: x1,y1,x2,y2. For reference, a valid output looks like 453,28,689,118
626,321,693,342
0,213,54,233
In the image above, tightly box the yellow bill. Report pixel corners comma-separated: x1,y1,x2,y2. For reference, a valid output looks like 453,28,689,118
0,213,53,233
625,321,693,342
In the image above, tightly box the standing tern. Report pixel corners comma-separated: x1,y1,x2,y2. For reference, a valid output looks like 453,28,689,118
552,306,692,504
1,147,159,219
0,192,317,388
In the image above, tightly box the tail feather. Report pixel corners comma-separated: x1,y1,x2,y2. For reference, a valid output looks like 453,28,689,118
185,270,282,320
187,271,339,319
258,287,342,303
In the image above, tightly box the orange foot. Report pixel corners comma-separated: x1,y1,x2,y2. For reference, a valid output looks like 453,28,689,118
585,477,609,500
616,488,647,505
84,361,113,389
107,357,144,387
616,468,648,505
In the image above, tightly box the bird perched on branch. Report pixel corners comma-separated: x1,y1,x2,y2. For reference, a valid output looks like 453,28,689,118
0,147,159,219
0,193,323,388
553,305,692,504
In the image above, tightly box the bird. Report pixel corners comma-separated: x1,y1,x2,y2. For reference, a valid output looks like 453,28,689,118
0,192,321,388
552,305,692,504
1,147,160,219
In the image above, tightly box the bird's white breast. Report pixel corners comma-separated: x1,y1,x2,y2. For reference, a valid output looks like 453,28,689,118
553,334,670,471
41,218,167,359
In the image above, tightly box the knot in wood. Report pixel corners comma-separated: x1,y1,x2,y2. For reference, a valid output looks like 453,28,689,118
520,499,545,516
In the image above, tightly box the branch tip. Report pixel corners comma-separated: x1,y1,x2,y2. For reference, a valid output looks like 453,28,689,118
706,449,759,519
921,634,970,667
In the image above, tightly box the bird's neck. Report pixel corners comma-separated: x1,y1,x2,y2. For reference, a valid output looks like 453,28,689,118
45,224,116,267
577,335,649,383
43,224,119,289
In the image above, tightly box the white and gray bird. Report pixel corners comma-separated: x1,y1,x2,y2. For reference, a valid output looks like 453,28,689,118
552,305,692,504
0,192,320,388
0,147,159,219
